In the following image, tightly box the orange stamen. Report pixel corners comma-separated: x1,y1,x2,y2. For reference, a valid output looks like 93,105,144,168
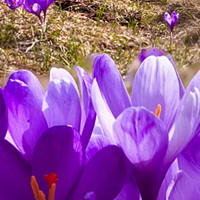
30,173,58,200
154,104,161,118
48,183,56,200
31,176,46,200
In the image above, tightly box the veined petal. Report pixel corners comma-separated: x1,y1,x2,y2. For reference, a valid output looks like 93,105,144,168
132,56,182,130
167,55,185,97
50,67,79,94
184,70,200,135
85,134,111,163
0,88,7,144
178,134,200,191
4,79,48,160
93,54,131,118
43,78,81,132
0,140,33,200
164,12,171,27
164,87,200,165
24,0,37,14
75,66,96,149
7,0,23,9
166,171,200,200
32,3,41,16
170,11,179,31
113,107,168,200
157,159,179,200
114,175,140,200
8,70,44,108
5,131,18,149
32,126,83,200
91,80,115,143
70,146,126,200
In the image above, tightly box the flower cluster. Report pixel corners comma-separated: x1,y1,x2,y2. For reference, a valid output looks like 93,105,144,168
0,47,200,200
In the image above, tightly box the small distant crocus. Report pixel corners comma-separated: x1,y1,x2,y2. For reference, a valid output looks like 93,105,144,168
164,11,179,46
5,0,23,9
91,53,200,199
164,11,179,32
24,0,55,32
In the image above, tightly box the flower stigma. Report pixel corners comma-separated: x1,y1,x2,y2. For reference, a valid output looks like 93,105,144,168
31,173,58,200
153,104,161,118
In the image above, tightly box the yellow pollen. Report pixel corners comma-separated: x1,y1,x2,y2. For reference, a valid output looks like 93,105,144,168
31,175,57,200
153,104,161,118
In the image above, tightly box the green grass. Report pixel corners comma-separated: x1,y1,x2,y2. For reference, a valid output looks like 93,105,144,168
0,0,200,81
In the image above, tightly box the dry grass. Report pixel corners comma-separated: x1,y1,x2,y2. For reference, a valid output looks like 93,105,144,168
1,0,200,82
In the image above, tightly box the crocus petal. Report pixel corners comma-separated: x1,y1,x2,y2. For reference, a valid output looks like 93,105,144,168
32,3,41,16
5,131,18,149
16,0,23,7
32,126,83,200
43,78,81,131
113,107,168,200
157,159,179,200
8,70,44,108
70,145,126,200
50,67,79,94
167,54,185,97
0,89,7,144
164,87,200,165
171,11,179,30
139,47,165,63
132,56,182,130
115,175,140,200
178,134,200,190
24,0,34,13
93,54,131,118
92,118,104,135
85,134,111,163
23,0,42,19
91,80,115,143
166,171,200,200
46,0,54,8
75,66,96,149
8,0,23,9
0,140,34,200
4,79,48,160
164,12,171,27
4,0,12,6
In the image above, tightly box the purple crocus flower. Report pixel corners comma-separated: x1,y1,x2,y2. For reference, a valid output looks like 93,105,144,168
0,125,126,200
24,0,55,31
126,47,184,93
164,11,179,32
0,67,126,199
91,53,200,199
3,66,96,161
4,0,23,9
